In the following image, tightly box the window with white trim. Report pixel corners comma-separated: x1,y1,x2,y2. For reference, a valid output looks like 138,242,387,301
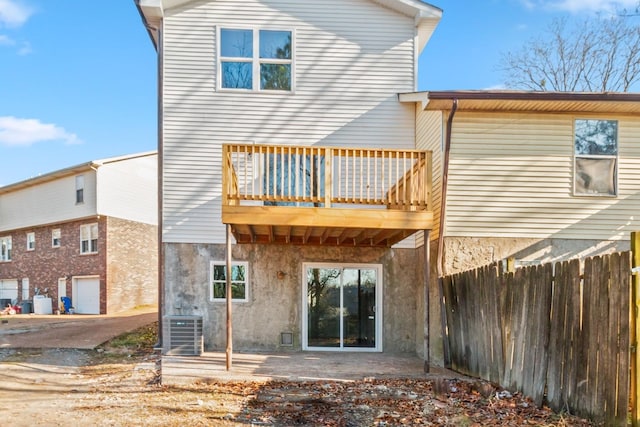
574,119,618,196
80,223,98,254
210,261,249,302
219,28,293,91
52,229,61,248
76,175,84,204
0,236,11,261
26,232,35,251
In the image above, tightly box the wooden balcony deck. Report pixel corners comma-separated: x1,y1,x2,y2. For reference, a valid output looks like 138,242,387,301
221,144,434,247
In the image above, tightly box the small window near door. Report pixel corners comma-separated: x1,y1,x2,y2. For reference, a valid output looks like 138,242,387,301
26,232,35,251
210,261,249,302
0,236,11,262
52,229,61,248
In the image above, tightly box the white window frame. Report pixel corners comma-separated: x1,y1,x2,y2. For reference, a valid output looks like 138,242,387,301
79,223,98,254
573,118,618,197
301,263,383,353
52,229,61,248
26,232,35,251
217,27,295,92
0,236,11,262
209,261,249,302
76,175,84,204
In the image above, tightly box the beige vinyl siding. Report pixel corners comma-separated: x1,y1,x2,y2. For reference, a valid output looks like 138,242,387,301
0,172,97,233
444,112,640,241
96,154,158,225
415,108,443,246
161,0,417,244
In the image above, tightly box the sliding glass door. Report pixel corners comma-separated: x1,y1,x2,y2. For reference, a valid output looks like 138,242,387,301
303,264,382,351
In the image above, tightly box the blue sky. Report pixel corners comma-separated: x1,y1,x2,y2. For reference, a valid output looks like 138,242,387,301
0,0,636,186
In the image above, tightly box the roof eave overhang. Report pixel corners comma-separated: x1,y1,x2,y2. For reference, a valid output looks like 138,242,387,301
399,90,640,115
135,0,442,53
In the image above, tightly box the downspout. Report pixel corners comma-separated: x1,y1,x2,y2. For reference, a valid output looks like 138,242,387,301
156,22,164,351
437,98,457,367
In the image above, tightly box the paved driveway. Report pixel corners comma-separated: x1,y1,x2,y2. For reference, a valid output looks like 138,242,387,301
0,307,158,349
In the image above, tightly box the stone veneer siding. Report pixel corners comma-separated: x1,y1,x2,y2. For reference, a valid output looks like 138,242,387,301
106,217,158,313
163,243,422,354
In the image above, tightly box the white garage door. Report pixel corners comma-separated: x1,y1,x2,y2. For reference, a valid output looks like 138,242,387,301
73,277,100,314
0,279,18,301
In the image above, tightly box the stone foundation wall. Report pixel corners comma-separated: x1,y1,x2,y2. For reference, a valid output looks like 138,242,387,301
163,243,422,354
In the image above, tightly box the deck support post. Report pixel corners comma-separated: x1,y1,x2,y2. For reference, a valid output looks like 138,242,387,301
424,229,430,373
226,224,233,371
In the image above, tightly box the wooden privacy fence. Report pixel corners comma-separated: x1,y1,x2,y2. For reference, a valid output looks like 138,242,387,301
442,251,631,425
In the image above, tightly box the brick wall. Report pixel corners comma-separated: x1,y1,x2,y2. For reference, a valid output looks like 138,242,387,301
0,217,107,311
106,217,158,313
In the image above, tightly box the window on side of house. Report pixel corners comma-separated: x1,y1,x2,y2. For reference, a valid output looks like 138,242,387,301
52,229,61,248
76,175,84,204
0,236,11,261
219,28,293,91
26,232,35,251
80,223,98,254
210,261,249,302
574,119,618,196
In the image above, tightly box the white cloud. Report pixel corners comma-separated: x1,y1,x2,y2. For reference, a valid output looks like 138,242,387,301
0,33,14,45
0,116,81,147
522,0,638,13
0,0,33,27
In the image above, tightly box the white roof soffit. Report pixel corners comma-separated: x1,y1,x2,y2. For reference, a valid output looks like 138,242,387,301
137,0,442,52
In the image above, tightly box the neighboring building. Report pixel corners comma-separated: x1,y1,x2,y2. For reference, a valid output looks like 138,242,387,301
136,0,442,358
401,90,640,276
0,152,158,315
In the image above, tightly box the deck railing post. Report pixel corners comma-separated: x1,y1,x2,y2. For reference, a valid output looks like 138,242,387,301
324,148,332,207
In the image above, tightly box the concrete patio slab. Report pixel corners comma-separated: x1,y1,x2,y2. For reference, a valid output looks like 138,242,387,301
161,351,466,385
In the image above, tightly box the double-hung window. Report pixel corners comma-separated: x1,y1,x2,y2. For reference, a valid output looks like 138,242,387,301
219,28,293,91
210,261,249,302
0,236,11,261
26,232,35,251
574,119,618,196
80,223,98,254
52,229,61,248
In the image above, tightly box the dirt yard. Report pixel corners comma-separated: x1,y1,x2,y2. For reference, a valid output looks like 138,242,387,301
0,323,595,426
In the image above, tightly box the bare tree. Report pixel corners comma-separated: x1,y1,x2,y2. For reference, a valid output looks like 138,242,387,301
500,16,640,92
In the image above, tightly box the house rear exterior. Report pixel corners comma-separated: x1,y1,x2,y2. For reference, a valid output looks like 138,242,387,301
0,152,158,314
136,0,442,358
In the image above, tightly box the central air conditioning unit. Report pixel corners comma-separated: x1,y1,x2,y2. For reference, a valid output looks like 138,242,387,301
163,315,203,356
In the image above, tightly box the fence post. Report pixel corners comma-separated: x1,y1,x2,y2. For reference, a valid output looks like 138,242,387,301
632,232,640,426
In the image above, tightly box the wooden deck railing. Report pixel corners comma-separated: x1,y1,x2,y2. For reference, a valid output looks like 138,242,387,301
222,144,432,211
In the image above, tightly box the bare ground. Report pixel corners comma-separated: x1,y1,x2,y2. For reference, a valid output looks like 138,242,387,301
0,323,595,426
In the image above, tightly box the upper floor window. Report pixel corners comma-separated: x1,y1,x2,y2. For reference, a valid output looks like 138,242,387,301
219,28,293,92
574,119,618,197
76,175,84,204
26,232,35,251
80,223,98,254
52,229,61,248
0,236,11,261
210,261,249,302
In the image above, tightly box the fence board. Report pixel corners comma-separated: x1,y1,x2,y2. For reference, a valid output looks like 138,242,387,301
442,251,632,425
546,261,568,412
616,252,631,423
